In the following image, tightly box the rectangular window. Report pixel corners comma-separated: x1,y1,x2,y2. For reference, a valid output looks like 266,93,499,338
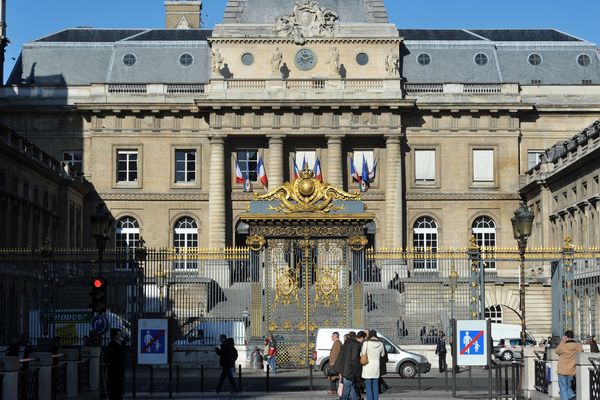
473,149,494,182
63,150,83,171
117,150,138,182
237,150,258,182
175,149,197,183
294,150,316,171
414,150,436,182
527,150,544,170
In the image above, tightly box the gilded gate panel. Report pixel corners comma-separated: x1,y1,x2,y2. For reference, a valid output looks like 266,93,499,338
264,237,352,367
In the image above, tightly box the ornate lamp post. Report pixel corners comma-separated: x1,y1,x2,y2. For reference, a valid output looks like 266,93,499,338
90,203,114,276
449,263,459,325
511,201,534,394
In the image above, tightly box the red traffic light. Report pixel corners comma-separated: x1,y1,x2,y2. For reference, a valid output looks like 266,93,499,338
92,278,105,288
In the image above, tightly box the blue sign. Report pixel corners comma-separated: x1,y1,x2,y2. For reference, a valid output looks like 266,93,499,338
141,329,166,354
460,330,484,355
91,315,109,334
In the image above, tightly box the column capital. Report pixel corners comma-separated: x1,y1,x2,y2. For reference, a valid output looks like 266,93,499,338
267,134,286,141
385,135,401,145
325,134,345,141
208,134,226,143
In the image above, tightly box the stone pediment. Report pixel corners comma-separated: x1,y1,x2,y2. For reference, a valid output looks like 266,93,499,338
275,0,339,44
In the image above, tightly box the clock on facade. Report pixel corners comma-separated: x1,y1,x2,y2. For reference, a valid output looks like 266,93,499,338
294,48,317,71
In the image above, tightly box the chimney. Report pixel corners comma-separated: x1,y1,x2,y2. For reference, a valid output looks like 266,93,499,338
165,1,202,30
0,0,7,84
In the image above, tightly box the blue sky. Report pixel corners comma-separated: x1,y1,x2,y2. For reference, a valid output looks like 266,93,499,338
4,0,600,80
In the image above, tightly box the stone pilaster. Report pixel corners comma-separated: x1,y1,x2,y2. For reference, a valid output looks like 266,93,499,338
326,135,343,188
268,135,284,187
208,136,226,248
385,136,402,248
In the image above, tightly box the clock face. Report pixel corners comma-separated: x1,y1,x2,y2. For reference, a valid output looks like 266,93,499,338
294,48,317,71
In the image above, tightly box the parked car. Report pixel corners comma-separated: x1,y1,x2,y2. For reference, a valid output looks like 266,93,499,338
493,338,537,361
491,323,535,346
313,328,430,378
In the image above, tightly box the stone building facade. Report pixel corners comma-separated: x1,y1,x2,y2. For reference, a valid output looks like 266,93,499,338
1,0,599,339
0,124,87,248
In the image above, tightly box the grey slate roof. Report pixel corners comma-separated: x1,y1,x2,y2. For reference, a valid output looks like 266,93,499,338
534,120,600,167
222,0,388,24
6,25,600,86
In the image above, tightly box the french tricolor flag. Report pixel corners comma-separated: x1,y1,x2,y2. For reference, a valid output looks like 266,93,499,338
235,161,244,184
293,157,300,180
313,158,322,182
349,156,361,183
256,156,268,188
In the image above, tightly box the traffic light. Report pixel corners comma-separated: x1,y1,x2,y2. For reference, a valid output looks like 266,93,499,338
89,277,107,313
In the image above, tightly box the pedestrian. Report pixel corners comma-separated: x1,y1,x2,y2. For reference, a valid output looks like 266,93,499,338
106,328,126,400
360,330,385,400
262,338,270,372
215,336,239,394
590,335,599,353
327,331,342,395
267,333,278,374
435,334,447,372
428,327,434,344
337,331,365,400
555,330,583,400
420,326,426,344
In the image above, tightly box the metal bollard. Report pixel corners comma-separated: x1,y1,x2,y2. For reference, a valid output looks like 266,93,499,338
200,365,204,392
150,365,154,394
309,364,313,392
176,365,180,394
445,366,448,392
468,367,472,392
417,364,421,391
238,365,242,392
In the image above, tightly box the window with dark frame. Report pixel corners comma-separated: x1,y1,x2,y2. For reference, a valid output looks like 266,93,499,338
63,150,83,171
237,150,258,182
117,150,138,183
175,149,197,183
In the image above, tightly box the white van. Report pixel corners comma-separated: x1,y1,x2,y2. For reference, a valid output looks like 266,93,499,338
491,323,535,346
313,328,430,378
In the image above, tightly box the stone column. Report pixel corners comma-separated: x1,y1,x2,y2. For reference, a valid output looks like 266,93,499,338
63,348,79,399
208,136,226,249
30,352,53,400
326,135,343,188
268,135,284,187
81,347,101,394
385,136,402,248
0,356,20,400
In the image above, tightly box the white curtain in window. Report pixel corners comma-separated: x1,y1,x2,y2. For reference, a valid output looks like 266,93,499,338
295,151,316,170
473,149,494,181
415,150,435,181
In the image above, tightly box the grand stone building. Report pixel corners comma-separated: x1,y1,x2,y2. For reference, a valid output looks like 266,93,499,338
1,1,600,342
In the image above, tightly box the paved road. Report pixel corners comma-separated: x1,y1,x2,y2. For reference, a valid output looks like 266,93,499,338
124,367,510,399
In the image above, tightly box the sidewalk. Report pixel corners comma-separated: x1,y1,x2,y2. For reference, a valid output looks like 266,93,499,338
125,390,491,399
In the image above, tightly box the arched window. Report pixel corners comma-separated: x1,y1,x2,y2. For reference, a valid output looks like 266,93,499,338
413,217,438,269
115,217,140,250
472,216,496,269
174,217,198,270
484,305,503,324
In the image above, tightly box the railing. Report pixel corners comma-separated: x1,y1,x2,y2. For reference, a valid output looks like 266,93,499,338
226,80,266,90
463,83,502,94
77,359,90,393
166,84,205,94
18,368,39,400
590,357,600,400
534,359,549,394
107,84,148,94
285,79,325,90
51,363,67,400
493,360,520,399
0,373,3,400
403,83,444,94
344,79,385,90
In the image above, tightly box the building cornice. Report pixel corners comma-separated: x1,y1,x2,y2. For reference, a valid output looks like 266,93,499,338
407,192,521,201
99,192,209,201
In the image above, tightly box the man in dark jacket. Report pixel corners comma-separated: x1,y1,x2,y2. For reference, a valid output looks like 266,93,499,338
215,337,239,394
435,334,447,372
337,331,365,400
107,329,126,400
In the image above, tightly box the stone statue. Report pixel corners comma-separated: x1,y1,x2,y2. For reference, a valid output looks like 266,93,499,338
211,48,224,74
385,50,399,76
275,0,338,42
327,47,340,75
271,48,283,74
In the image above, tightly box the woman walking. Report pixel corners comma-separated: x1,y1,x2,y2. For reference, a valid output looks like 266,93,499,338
360,330,385,400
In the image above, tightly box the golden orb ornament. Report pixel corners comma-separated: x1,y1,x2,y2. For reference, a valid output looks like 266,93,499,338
298,177,315,197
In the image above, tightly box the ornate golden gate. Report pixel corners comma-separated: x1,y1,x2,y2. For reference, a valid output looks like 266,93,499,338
241,166,373,367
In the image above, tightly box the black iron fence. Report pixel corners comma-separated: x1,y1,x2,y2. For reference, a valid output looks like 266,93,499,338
492,360,520,399
51,363,67,399
534,359,549,394
17,368,38,400
77,359,90,393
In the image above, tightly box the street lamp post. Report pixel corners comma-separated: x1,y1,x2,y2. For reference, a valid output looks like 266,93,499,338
90,203,114,277
511,202,534,395
449,262,459,331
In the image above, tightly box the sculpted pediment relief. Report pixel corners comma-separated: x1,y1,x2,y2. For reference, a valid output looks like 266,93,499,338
275,0,339,44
